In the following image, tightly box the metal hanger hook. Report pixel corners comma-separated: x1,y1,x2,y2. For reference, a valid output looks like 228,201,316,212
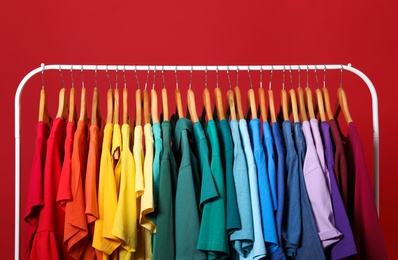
144,66,150,90
340,65,343,88
289,65,293,89
306,65,309,88
227,66,231,89
216,65,219,89
282,66,285,90
123,65,127,89
70,65,74,89
260,66,263,89
59,65,64,88
205,66,208,89
236,67,239,87
152,67,157,90
189,66,193,90
247,66,252,89
314,65,319,89
115,66,119,89
106,65,111,89
269,66,273,90
175,66,179,89
162,65,166,89
323,65,326,88
298,66,301,88
41,64,45,89
134,65,140,89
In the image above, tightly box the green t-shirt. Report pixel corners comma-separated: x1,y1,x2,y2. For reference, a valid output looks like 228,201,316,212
196,120,230,259
174,118,206,260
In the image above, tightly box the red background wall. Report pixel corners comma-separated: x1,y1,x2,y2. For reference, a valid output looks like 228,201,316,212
1,1,397,259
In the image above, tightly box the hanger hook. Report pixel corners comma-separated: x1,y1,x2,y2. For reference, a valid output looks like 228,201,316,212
236,67,239,87
106,65,111,89
70,65,74,89
152,66,157,90
161,65,166,89
340,65,343,88
298,66,301,88
227,66,231,89
205,66,208,89
216,65,219,88
314,65,319,89
134,65,140,89
123,65,127,89
175,66,179,89
289,65,293,89
41,64,45,89
260,66,263,89
282,66,285,90
144,66,150,90
59,65,64,88
115,66,119,89
248,66,253,89
269,65,273,90
323,65,326,88
190,66,194,88
306,65,309,88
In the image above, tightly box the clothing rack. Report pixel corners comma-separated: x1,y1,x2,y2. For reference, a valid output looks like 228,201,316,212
14,63,379,260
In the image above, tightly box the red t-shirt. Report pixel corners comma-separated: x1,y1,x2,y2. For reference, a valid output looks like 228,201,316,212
346,122,387,259
24,121,50,258
56,121,76,210
64,120,96,259
30,117,72,260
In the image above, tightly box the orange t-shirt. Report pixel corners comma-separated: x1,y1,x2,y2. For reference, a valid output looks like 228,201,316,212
64,120,96,259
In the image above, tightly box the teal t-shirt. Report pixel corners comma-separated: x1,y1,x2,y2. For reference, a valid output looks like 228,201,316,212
196,120,230,259
218,119,241,233
150,122,162,223
153,121,178,260
174,118,206,260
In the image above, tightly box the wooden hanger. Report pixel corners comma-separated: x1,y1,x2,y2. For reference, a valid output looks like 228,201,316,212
79,87,87,122
175,68,184,119
246,88,257,119
123,88,129,125
214,87,225,120
151,88,159,124
234,69,245,120
281,88,289,121
162,88,169,121
268,89,277,123
297,86,308,122
135,88,142,126
113,87,120,125
258,87,267,123
38,89,51,127
322,87,334,121
92,87,100,126
68,87,76,123
289,89,299,123
187,88,199,123
106,89,113,124
202,87,213,121
226,89,237,120
143,88,150,124
335,87,353,124
315,88,326,122
56,87,68,119
305,87,316,120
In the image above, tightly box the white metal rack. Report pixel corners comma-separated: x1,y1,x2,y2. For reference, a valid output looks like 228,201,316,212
14,63,379,260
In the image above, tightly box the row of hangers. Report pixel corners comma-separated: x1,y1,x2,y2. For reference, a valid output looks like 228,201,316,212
38,65,354,137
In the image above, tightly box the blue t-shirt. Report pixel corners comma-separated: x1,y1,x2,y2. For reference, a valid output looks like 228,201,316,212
239,119,266,260
293,122,326,260
229,120,254,257
249,118,278,254
262,122,277,211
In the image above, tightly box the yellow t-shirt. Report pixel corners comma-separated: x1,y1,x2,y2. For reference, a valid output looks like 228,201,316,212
112,123,137,260
112,124,122,193
93,123,121,256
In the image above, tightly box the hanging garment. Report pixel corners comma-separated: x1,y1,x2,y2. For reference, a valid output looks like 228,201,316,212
149,122,163,226
320,121,357,259
174,118,206,260
249,118,278,254
64,120,95,259
269,122,286,260
30,117,71,260
239,119,266,260
301,120,342,248
112,123,137,259
345,122,388,260
197,119,229,259
292,122,326,260
93,123,121,256
281,120,301,258
56,121,75,210
329,119,349,209
24,121,50,259
262,121,277,211
218,119,241,235
153,120,178,260
229,119,254,257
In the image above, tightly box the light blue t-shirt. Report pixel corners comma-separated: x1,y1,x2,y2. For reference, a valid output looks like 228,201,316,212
262,121,277,210
229,120,254,257
249,118,278,255
239,119,266,260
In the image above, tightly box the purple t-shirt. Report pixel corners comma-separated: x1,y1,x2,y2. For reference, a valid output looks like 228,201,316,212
302,120,342,249
320,121,356,259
